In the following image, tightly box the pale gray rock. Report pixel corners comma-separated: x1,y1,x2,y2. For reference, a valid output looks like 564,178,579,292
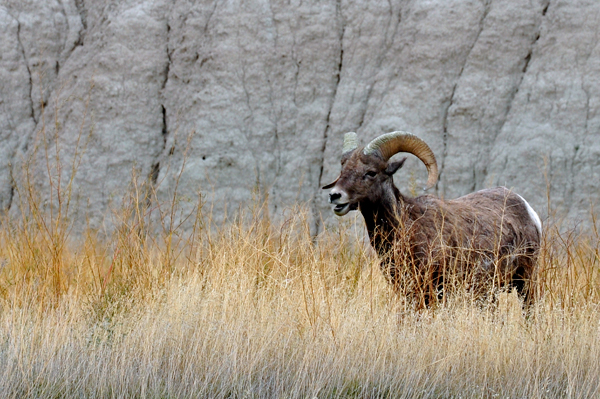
0,7,30,211
160,0,344,228
0,0,598,235
486,0,600,226
4,0,169,228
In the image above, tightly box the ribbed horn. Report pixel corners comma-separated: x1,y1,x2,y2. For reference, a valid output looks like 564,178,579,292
364,131,438,189
342,132,358,155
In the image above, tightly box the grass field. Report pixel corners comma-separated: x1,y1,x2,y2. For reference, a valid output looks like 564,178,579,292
1,182,600,398
2,97,600,397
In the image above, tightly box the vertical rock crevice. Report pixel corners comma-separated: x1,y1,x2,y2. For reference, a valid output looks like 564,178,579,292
317,44,344,189
238,60,263,191
500,0,550,126
150,20,172,187
60,0,86,50
582,83,590,135
150,104,168,186
5,161,16,214
14,18,38,126
47,0,86,92
264,4,284,208
482,0,551,186
437,0,491,191
565,144,579,210
312,0,345,235
356,2,404,132
318,2,345,187
74,0,88,30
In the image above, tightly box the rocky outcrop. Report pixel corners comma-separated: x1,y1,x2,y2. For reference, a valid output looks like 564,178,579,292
1,0,599,234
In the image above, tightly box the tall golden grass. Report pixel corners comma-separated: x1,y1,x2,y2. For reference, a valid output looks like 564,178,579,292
1,94,600,398
1,173,600,398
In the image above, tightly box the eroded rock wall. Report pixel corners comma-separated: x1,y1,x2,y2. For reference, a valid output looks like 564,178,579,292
1,0,599,233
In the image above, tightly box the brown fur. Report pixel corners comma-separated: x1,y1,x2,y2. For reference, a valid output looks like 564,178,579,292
326,149,541,307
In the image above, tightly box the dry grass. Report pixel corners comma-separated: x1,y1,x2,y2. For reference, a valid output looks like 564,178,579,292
1,181,600,398
2,93,600,398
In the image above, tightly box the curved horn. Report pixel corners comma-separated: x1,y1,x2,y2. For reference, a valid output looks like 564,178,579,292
342,132,358,155
364,131,438,189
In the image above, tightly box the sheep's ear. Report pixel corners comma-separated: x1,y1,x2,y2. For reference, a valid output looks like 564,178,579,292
385,157,407,176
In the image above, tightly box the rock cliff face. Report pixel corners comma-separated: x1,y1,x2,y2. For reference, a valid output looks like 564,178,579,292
1,0,599,233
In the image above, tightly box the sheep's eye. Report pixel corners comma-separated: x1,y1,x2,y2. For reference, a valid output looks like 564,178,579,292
364,171,377,179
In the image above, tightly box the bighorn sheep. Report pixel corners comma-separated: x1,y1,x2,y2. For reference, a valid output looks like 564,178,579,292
323,132,541,307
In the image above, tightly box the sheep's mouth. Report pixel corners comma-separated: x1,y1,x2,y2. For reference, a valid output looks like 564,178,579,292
333,202,357,216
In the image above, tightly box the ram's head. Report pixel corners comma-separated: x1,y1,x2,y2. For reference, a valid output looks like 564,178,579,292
322,132,438,216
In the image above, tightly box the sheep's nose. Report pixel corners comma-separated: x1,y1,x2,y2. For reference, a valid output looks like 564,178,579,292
329,192,341,203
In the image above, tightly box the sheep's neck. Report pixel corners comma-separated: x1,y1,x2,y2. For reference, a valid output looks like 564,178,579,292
359,185,415,256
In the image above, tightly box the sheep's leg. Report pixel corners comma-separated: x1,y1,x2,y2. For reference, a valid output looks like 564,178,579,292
511,259,534,310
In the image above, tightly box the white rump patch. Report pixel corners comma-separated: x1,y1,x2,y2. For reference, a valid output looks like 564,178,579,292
516,194,542,235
